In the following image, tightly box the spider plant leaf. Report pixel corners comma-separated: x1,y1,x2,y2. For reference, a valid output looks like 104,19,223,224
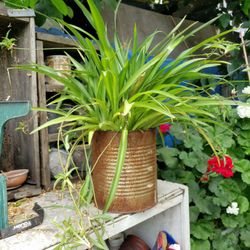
132,24,138,55
31,115,98,134
133,101,176,119
102,70,119,111
103,128,128,212
32,107,67,116
74,0,94,28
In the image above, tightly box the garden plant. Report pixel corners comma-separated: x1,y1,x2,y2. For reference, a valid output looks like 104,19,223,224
158,100,250,249
16,0,250,248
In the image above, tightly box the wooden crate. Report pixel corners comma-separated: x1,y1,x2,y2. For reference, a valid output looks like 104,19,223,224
0,6,40,186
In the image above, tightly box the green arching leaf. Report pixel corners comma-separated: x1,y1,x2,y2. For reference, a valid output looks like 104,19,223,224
103,128,128,212
31,115,98,134
51,0,69,16
74,0,93,26
219,13,231,28
205,125,234,149
30,0,38,8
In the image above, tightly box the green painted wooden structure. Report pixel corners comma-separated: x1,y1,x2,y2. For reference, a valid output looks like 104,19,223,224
0,101,30,229
0,176,8,229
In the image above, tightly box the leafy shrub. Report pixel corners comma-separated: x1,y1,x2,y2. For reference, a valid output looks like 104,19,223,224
157,105,250,249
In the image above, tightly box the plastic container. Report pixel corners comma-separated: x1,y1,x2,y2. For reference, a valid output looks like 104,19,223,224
108,233,124,250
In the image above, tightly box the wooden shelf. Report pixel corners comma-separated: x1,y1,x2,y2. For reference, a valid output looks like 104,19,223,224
36,32,76,48
0,5,30,24
48,133,58,142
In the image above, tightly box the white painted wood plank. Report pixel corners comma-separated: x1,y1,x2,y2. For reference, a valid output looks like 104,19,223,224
0,180,189,249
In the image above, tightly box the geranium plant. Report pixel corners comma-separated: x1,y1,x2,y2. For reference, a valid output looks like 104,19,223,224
157,104,250,249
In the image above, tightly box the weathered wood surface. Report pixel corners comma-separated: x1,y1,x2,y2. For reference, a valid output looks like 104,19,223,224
102,3,217,58
0,2,30,23
0,12,40,186
36,32,77,188
36,40,51,189
36,32,76,48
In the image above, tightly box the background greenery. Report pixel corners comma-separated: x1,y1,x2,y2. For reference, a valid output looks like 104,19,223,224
157,105,250,249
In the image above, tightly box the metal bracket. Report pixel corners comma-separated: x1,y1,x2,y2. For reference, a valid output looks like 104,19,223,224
0,203,44,239
7,9,35,17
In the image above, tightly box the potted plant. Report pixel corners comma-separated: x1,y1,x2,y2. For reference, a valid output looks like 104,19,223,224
21,0,241,213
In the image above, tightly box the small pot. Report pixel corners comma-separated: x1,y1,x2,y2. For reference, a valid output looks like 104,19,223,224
1,169,29,190
119,235,150,250
108,233,124,250
45,55,71,86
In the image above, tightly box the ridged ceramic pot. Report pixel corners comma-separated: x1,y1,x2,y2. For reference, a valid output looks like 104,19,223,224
45,55,71,86
91,129,157,213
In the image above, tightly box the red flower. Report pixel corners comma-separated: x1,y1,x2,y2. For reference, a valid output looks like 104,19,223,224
207,155,234,178
159,124,171,133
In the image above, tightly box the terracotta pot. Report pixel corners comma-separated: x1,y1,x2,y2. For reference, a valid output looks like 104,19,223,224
1,169,29,190
119,235,150,250
45,55,71,86
92,129,157,213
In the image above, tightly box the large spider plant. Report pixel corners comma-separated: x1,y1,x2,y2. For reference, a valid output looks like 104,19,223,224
21,0,240,211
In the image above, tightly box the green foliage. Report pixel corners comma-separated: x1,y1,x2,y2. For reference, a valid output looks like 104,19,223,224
158,105,250,248
235,159,250,184
15,0,250,247
191,220,214,240
18,0,243,215
216,0,250,91
241,226,250,247
49,137,110,249
213,231,239,250
191,239,210,250
0,30,16,51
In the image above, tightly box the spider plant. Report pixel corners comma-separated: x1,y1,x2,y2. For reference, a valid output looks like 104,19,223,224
20,0,240,211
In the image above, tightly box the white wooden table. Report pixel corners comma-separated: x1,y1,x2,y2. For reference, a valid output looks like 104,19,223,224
0,180,190,250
